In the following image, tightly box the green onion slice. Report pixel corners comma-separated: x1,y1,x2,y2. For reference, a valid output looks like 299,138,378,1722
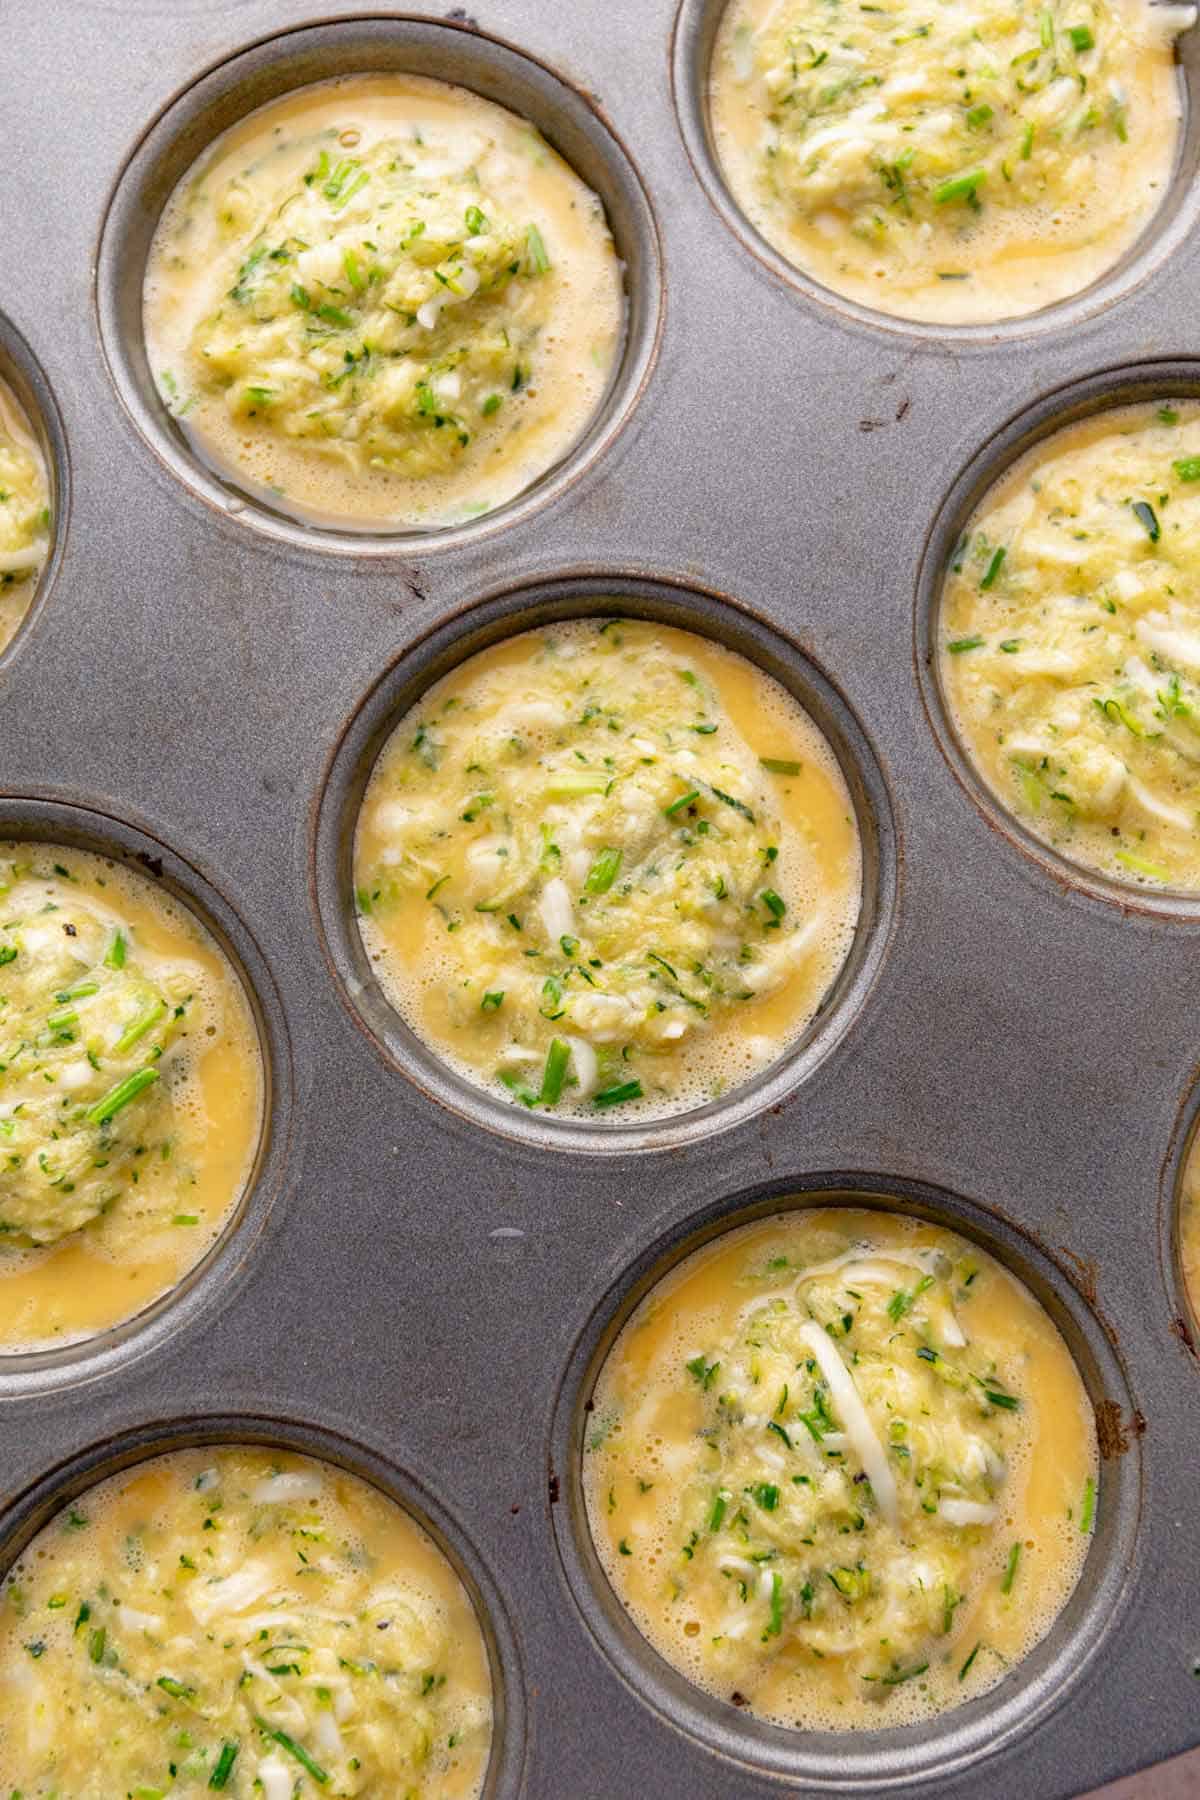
539,1038,570,1106
209,1742,240,1790
585,847,622,894
86,1067,159,1127
593,1078,643,1109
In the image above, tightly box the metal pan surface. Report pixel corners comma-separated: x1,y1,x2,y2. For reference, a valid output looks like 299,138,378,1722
1,3,1199,1796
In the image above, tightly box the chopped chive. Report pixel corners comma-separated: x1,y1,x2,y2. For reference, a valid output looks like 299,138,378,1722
760,757,801,776
761,888,786,920
664,789,700,818
959,1642,981,1681
465,204,488,234
55,980,98,1003
933,168,985,205
156,1674,195,1700
705,783,755,822
947,635,985,654
766,1420,792,1448
88,1626,106,1663
709,1489,730,1531
1068,23,1094,49
999,639,1021,653
330,168,369,211
753,1482,779,1512
1040,8,1054,43
762,1571,784,1640
887,1275,932,1320
480,991,505,1012
1080,1475,1096,1533
585,847,622,894
593,1078,642,1109
114,998,166,1055
1173,456,1200,482
524,223,551,274
209,1742,239,1789
980,545,1006,588
104,930,126,970
315,302,354,329
539,1038,570,1106
86,1067,159,1127
481,394,502,416
1001,1541,1021,1594
881,1661,929,1685
1132,500,1160,542
966,103,993,129
254,1718,328,1785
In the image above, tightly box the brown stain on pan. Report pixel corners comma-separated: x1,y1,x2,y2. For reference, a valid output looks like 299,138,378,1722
1096,1399,1147,1460
1170,1314,1196,1357
1059,1247,1099,1310
977,1205,1143,1457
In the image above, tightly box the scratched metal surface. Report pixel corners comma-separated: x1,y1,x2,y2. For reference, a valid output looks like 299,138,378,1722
0,3,1198,1796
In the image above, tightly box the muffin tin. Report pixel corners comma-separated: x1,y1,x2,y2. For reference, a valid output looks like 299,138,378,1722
2,2,1200,1795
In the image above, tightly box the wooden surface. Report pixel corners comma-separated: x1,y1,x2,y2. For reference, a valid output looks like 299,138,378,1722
1087,1749,1200,1797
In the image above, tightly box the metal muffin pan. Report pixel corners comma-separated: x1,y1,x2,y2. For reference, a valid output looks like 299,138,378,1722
916,358,1200,922
2,2,1200,1795
0,1413,527,1798
674,0,1200,345
550,1175,1142,1792
95,13,664,557
0,313,70,673
312,570,897,1156
0,795,293,1396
